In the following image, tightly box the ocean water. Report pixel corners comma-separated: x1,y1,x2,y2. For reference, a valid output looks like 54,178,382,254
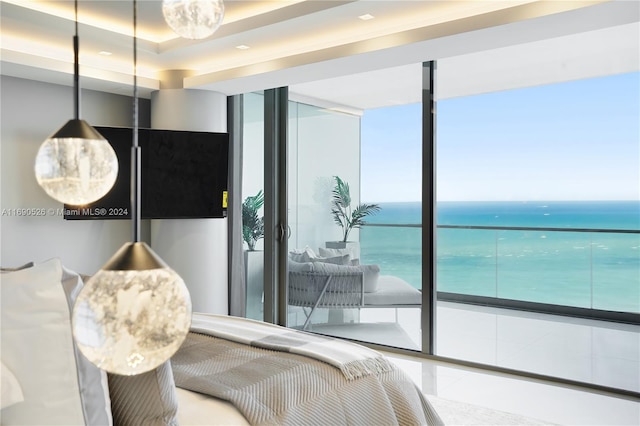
359,201,640,313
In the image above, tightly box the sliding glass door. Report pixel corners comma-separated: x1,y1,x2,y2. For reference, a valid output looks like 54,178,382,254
236,92,266,321
234,89,289,325
284,66,427,350
231,33,638,394
285,100,362,329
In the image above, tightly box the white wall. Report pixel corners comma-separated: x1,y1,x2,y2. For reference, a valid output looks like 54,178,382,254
0,76,148,274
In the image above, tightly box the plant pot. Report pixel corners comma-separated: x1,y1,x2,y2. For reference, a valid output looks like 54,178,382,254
325,241,360,261
244,250,264,321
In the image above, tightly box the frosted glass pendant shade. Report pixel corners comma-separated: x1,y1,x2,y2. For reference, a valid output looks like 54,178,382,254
35,119,118,205
72,242,192,375
162,0,224,39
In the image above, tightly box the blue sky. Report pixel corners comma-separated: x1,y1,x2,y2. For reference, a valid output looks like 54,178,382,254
361,72,640,203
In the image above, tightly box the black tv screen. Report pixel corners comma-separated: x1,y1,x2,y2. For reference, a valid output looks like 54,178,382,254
64,127,229,220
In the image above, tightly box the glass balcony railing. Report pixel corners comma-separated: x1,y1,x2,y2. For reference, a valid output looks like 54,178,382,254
360,224,640,315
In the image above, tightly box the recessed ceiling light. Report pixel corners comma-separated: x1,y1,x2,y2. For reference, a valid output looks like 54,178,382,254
358,14,374,21
236,45,250,50
99,51,112,56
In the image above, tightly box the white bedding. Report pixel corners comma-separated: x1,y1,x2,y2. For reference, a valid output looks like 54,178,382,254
172,315,443,425
176,388,249,426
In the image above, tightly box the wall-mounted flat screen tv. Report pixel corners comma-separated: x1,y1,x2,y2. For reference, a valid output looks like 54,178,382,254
64,127,229,220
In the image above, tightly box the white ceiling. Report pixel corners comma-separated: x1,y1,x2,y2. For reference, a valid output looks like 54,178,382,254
1,0,638,110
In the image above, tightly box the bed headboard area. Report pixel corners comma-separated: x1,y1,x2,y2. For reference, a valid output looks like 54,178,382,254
0,259,178,425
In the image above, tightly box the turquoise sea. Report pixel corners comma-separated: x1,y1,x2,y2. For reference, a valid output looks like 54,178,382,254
359,201,640,313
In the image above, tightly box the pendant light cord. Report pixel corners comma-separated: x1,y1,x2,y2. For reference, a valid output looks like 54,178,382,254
73,0,80,120
131,0,141,243
133,0,138,142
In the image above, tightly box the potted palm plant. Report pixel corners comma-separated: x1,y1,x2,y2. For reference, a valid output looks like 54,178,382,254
242,190,264,251
327,176,380,260
242,190,265,320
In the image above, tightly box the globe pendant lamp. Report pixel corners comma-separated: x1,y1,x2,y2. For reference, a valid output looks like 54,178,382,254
162,0,224,39
35,0,118,205
72,0,191,376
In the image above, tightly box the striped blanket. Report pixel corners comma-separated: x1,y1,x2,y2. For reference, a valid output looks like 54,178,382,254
171,314,443,425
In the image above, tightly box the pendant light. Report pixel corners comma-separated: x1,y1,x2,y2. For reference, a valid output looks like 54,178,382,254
34,0,118,206
162,0,225,40
71,0,192,376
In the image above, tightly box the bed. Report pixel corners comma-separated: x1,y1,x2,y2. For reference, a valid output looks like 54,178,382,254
1,258,443,425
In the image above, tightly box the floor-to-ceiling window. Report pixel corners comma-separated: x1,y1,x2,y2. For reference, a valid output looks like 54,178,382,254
233,21,638,396
286,99,363,329
283,63,425,348
241,92,265,321
358,103,424,350
433,22,640,391
282,24,639,394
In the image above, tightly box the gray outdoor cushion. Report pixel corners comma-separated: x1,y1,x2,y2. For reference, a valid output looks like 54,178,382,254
363,275,421,305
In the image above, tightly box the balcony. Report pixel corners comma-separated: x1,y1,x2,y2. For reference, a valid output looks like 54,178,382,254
436,225,640,314
293,223,640,393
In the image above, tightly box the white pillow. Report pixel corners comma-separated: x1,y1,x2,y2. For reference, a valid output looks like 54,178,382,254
318,247,359,265
310,254,352,266
318,247,350,258
0,259,112,425
288,259,314,273
310,262,381,292
1,361,24,409
289,247,318,263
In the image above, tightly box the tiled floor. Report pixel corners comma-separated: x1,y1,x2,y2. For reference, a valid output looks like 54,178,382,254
300,302,640,425
384,350,640,425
